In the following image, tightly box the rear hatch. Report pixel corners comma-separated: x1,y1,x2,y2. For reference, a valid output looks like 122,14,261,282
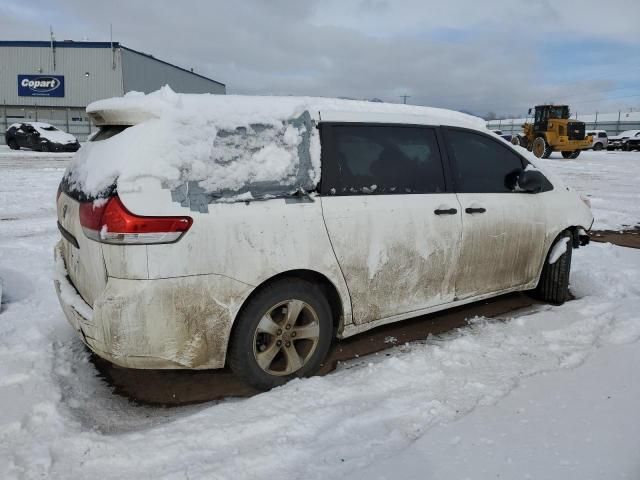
57,126,128,307
57,189,109,307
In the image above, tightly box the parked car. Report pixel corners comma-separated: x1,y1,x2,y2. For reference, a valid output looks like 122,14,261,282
585,130,608,151
491,129,513,142
5,122,80,152
607,130,640,151
54,95,593,391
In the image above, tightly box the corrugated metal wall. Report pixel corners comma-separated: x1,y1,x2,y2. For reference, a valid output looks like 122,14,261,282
1,42,225,145
0,45,124,107
122,48,225,94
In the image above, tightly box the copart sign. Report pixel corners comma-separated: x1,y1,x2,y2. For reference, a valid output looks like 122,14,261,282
18,75,65,97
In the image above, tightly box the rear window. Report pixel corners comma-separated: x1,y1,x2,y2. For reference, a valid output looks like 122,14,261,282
61,112,319,209
90,126,130,142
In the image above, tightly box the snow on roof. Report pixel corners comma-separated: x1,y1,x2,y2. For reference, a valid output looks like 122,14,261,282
30,122,77,144
87,86,486,130
70,86,487,201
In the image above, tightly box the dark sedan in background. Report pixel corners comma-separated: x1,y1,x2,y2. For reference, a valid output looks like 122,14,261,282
5,122,80,152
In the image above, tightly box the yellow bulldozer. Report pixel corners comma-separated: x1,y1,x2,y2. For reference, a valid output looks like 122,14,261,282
512,105,592,159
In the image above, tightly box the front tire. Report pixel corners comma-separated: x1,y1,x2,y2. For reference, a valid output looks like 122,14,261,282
7,139,19,150
532,136,552,159
40,142,50,152
228,278,333,391
535,232,573,305
593,143,603,151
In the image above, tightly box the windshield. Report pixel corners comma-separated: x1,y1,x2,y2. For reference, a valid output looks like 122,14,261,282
41,125,58,131
548,106,569,119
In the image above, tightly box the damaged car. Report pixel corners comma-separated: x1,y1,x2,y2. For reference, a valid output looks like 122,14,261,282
54,91,593,391
5,122,80,152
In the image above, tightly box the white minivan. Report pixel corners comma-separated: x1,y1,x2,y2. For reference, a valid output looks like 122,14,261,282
586,129,608,151
54,91,593,390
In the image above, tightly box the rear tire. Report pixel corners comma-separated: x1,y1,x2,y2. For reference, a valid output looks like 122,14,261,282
535,232,573,305
561,150,580,159
593,143,603,151
228,278,333,391
7,139,19,150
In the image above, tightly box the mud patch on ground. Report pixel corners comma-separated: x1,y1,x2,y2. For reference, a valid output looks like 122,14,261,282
591,229,640,249
92,291,543,405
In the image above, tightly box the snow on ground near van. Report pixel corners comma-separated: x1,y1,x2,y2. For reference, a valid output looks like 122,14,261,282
535,150,640,231
1,149,640,479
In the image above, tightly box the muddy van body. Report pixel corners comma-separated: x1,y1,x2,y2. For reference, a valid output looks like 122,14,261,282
55,92,593,390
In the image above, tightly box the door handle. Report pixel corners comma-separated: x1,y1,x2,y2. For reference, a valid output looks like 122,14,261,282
434,208,458,215
465,207,486,214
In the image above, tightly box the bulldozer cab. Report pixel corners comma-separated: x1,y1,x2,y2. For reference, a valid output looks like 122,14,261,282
528,105,570,132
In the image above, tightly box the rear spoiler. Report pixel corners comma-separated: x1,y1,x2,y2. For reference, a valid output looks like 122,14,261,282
86,109,157,127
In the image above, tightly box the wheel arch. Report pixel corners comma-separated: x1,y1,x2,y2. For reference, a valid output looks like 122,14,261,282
232,269,347,339
548,224,588,250
534,224,588,286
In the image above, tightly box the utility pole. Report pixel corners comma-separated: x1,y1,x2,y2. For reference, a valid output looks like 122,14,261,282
50,25,56,71
399,95,411,104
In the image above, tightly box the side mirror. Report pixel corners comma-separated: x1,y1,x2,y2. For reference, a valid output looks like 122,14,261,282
517,169,545,193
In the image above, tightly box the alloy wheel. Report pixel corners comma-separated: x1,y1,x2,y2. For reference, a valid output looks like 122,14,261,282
252,299,320,376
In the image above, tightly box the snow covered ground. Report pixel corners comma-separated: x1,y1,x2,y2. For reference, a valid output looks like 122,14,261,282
1,147,639,479
536,150,640,231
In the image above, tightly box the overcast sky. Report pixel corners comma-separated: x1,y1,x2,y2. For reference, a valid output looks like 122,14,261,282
3,0,639,117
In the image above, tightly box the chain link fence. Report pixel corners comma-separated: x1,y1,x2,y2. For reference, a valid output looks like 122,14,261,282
487,112,640,136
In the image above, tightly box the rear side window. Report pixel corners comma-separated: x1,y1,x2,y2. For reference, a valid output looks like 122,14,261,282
446,128,524,193
321,125,446,195
598,132,607,138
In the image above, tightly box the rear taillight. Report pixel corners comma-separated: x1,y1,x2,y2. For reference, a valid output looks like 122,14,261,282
79,195,192,245
56,184,62,202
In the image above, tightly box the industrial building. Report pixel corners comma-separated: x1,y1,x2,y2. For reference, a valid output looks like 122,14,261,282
1,40,225,143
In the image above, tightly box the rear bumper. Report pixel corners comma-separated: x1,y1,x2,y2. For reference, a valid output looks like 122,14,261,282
51,142,80,152
54,241,254,370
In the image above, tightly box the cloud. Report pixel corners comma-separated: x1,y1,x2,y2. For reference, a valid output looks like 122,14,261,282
3,0,639,116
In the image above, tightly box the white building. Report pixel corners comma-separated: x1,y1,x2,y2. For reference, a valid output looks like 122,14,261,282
1,40,225,142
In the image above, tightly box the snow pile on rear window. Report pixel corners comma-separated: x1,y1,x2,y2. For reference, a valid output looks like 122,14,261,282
65,86,485,202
